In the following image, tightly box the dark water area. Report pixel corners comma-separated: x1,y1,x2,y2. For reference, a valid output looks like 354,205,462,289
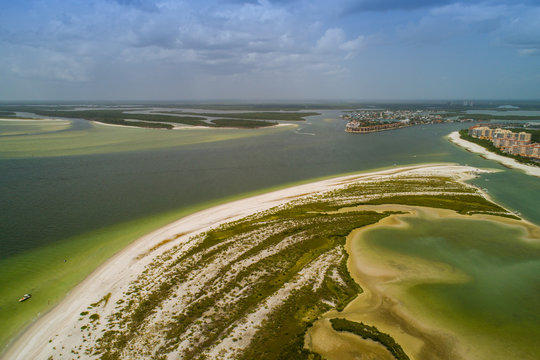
1,111,538,259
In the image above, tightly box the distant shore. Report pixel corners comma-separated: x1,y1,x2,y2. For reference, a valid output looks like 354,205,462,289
448,131,540,178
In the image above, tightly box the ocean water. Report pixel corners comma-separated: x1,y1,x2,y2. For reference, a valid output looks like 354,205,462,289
1,110,539,350
4,111,538,259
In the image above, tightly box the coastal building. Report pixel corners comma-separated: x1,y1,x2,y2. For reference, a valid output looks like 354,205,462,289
346,121,406,133
519,132,532,142
492,129,513,140
469,126,494,139
345,109,451,133
468,125,539,161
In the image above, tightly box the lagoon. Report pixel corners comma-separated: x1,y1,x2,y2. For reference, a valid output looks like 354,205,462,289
353,213,540,359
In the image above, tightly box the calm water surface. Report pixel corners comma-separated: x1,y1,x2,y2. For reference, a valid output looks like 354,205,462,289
1,110,539,258
363,216,540,359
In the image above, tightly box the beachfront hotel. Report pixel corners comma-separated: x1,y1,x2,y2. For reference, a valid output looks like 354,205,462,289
468,126,540,160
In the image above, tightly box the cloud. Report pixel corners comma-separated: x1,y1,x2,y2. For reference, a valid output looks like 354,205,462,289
2,0,540,100
4,45,90,82
344,0,540,13
316,28,365,54
519,48,539,55
496,7,540,53
395,2,513,44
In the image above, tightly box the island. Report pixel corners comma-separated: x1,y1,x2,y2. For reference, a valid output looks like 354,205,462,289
343,109,473,133
5,164,539,360
0,106,319,130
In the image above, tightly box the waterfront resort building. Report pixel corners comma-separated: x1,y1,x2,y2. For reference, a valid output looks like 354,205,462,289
468,126,539,160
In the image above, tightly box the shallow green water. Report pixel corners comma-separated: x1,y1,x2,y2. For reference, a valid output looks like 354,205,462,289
1,110,540,351
363,217,540,359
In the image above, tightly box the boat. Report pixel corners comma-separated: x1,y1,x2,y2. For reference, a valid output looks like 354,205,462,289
18,294,31,302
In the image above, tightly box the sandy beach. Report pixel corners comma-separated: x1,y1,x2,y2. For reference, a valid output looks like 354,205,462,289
2,164,496,360
448,131,540,178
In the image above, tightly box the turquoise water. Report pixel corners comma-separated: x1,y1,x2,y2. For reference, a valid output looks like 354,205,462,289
363,217,540,359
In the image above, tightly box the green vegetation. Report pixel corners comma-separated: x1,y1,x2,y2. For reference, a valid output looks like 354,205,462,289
172,111,319,121
439,110,466,118
90,293,112,308
157,103,343,111
210,118,277,128
24,109,206,128
2,107,309,129
91,203,388,359
365,194,516,217
65,174,512,359
330,318,410,360
112,119,173,129
459,129,540,167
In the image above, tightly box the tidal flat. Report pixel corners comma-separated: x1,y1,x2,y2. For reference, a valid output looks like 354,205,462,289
320,207,540,360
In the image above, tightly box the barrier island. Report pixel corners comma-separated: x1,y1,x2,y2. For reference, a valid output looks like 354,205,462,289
5,164,540,360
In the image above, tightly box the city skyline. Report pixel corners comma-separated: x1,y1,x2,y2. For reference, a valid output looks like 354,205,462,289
1,0,540,101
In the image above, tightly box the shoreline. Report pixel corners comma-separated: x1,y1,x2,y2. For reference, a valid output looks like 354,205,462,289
448,131,540,178
1,163,503,359
93,120,296,131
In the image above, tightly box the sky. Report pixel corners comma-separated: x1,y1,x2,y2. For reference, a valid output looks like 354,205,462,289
1,0,540,101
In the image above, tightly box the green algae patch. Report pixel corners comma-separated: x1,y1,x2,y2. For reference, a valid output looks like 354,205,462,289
0,119,72,136
0,197,242,351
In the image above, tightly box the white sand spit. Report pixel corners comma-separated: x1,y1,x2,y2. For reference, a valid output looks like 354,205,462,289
448,131,540,178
